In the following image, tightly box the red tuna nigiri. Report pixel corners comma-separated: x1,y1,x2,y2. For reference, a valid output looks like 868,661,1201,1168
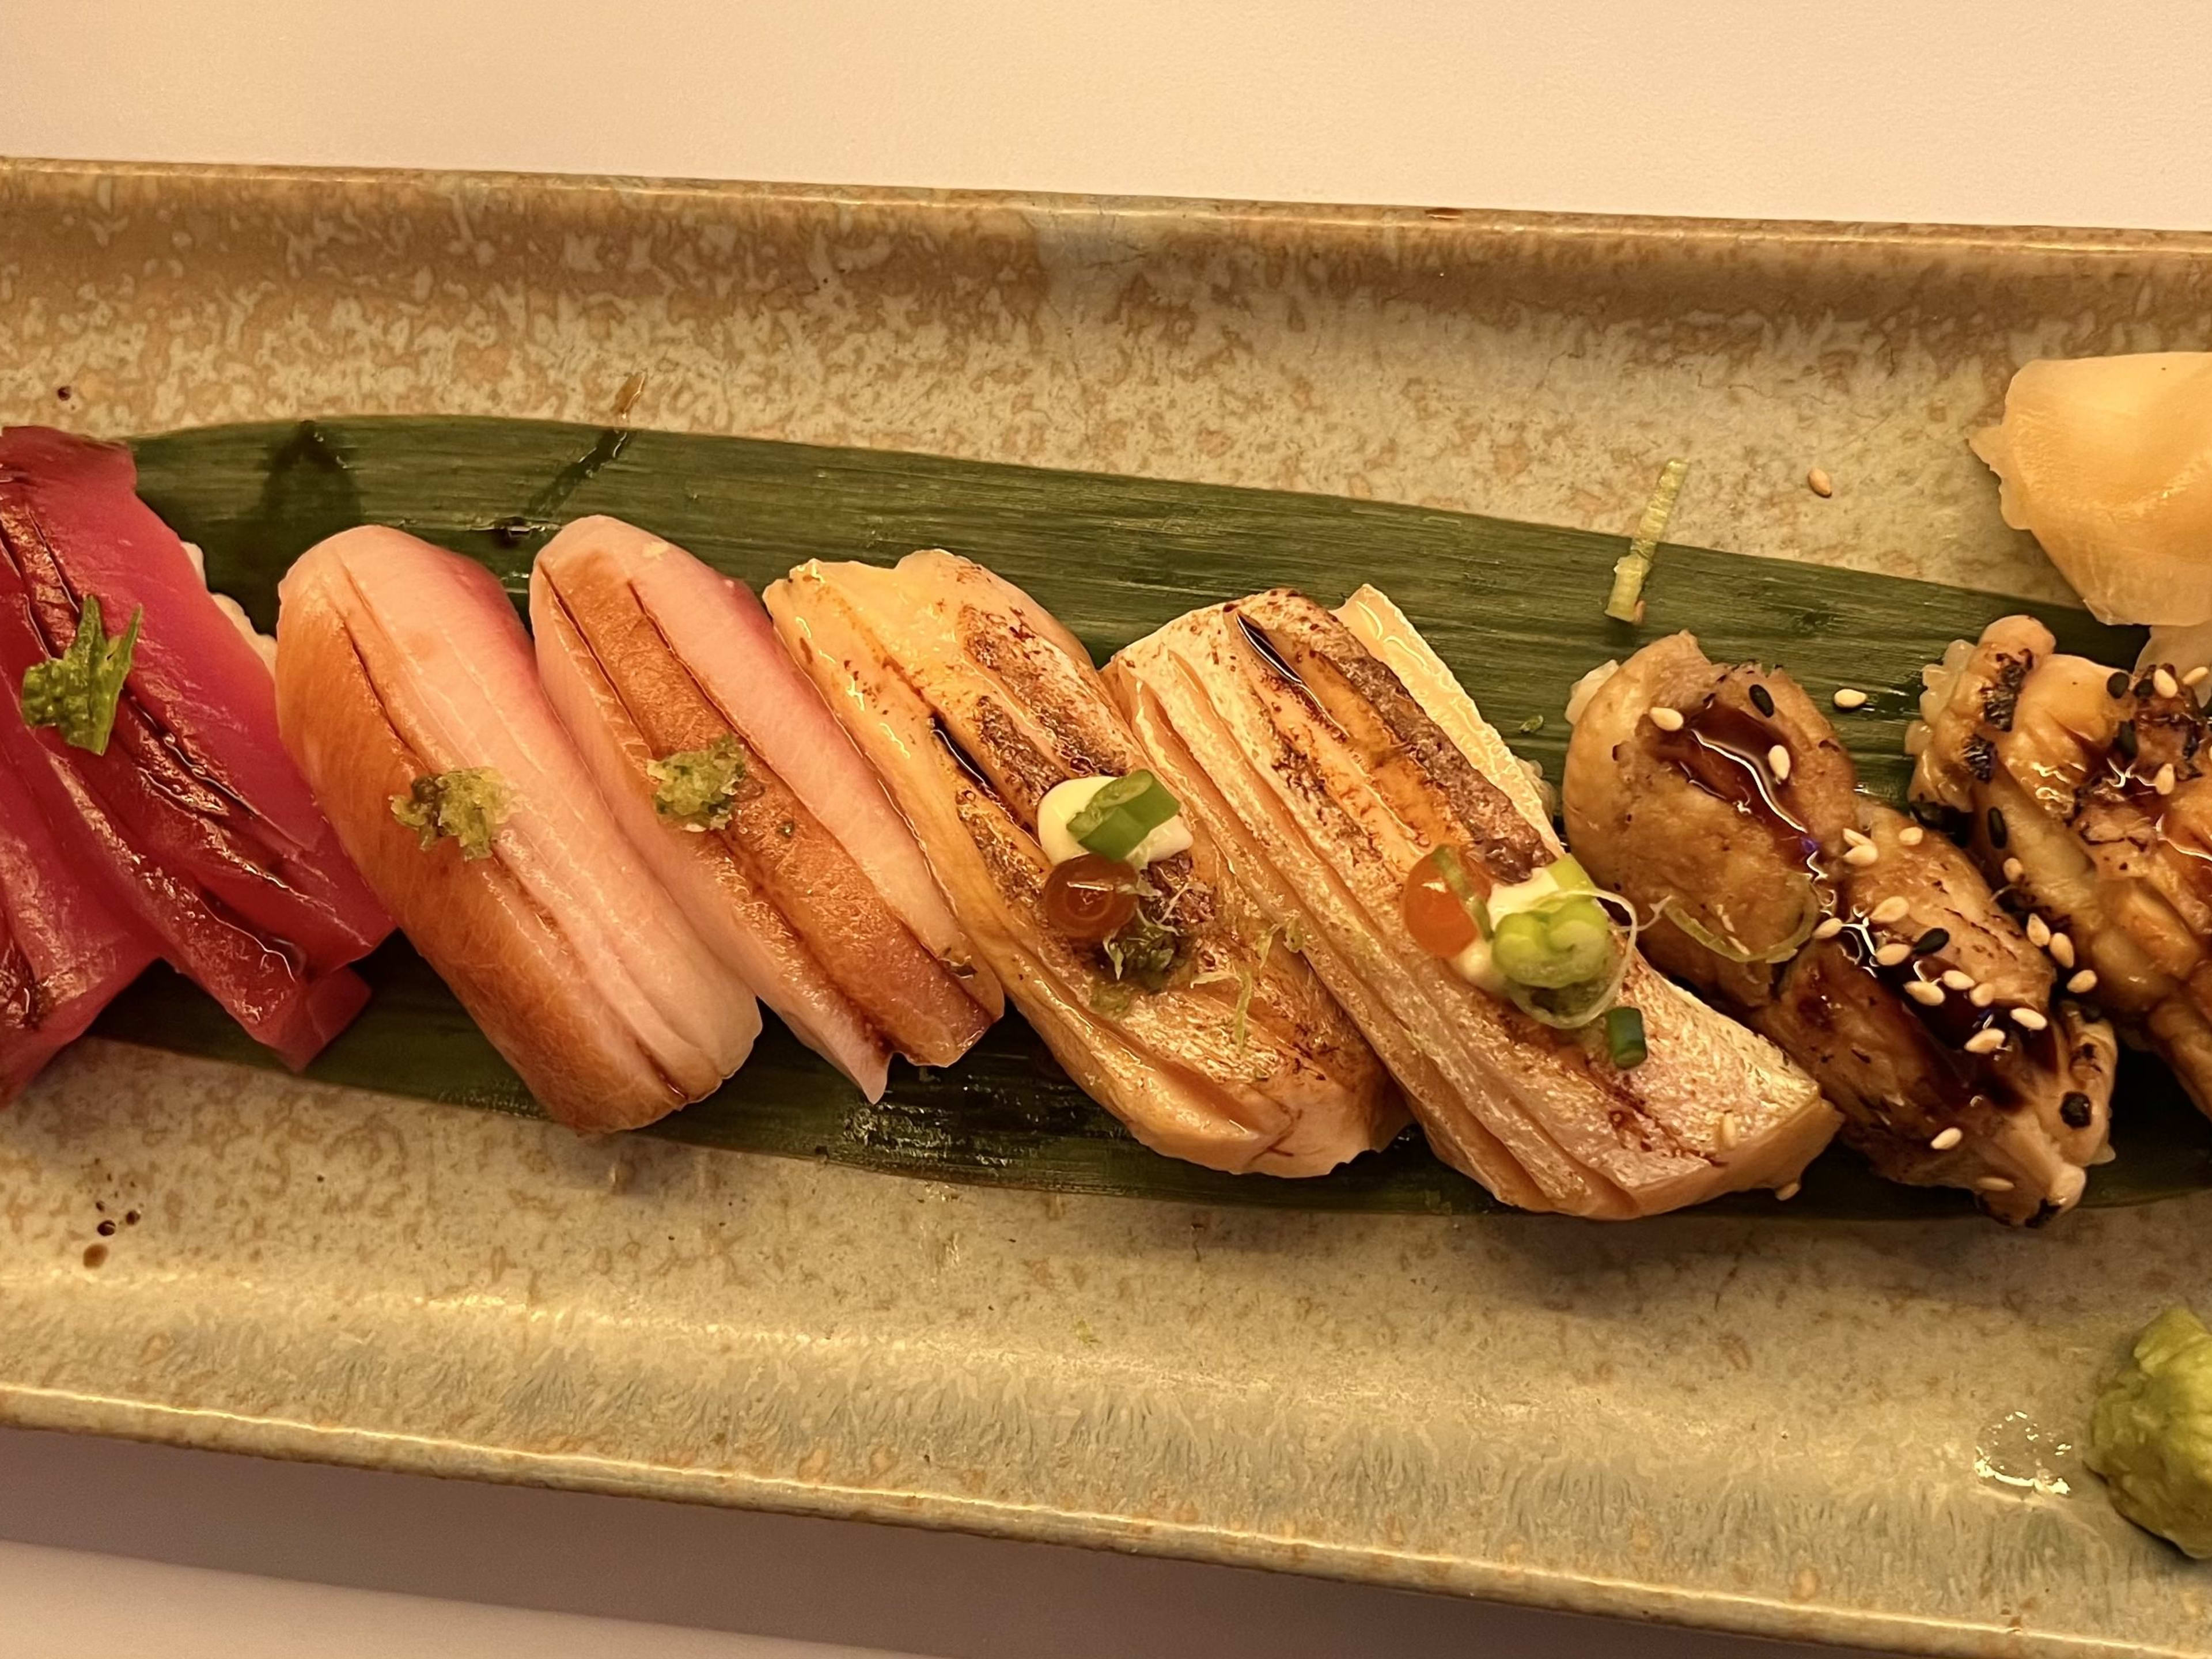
0,427,392,1067
0,750,156,1102
276,526,760,1131
532,517,999,1100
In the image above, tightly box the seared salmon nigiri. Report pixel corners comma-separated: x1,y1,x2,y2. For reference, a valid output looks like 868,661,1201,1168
764,551,1403,1176
531,517,998,1100
276,527,760,1131
1111,587,1834,1218
1567,632,2115,1224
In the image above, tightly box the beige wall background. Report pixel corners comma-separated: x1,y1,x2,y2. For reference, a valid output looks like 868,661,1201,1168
3,0,2210,229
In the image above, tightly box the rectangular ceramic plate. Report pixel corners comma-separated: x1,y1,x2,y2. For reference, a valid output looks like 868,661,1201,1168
3,160,2211,1656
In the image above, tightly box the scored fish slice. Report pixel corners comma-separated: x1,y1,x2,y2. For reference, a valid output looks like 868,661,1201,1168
1108,586,1835,1218
532,517,998,1100
0,748,156,1103
0,426,391,1067
764,551,1404,1176
277,527,760,1131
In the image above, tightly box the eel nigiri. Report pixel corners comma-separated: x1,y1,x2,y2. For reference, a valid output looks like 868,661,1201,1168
1109,587,1835,1218
1911,616,2212,1122
0,427,391,1066
531,517,998,1100
1567,633,2114,1224
764,552,1403,1176
275,527,760,1131
0,748,155,1102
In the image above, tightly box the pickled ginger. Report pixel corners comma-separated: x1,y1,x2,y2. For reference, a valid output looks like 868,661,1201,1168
1972,353,2212,637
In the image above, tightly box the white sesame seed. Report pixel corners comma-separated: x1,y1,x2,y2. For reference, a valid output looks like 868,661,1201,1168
1768,744,1792,781
1975,1175,2017,1193
1898,824,1925,846
2002,857,2025,884
1777,1180,1802,1202
2068,968,2099,994
1647,705,1685,732
1874,941,1912,967
2155,762,2177,796
1869,896,1910,925
1964,1027,2006,1054
1936,971,1972,993
2010,1006,2050,1032
1930,1126,1965,1151
1843,827,1873,849
1905,979,1945,1006
2025,914,2051,948
1718,1111,1740,1149
1812,916,1844,940
1969,983,1996,1007
1832,687,1868,710
1843,843,1880,868
2048,932,2075,968
2187,665,2210,689
2156,668,2180,699
1807,467,1835,499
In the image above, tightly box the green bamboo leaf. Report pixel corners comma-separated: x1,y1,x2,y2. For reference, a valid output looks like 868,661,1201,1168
88,415,2212,1219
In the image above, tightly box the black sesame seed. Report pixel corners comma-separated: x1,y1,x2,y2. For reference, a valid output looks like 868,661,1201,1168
2116,719,2139,760
1986,806,2008,848
2059,1091,2093,1130
1911,928,1950,956
2137,676,2160,699
2108,670,2131,699
1749,683,1776,718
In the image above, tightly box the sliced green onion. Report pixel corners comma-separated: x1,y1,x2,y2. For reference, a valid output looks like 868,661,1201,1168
1069,769,1180,863
1605,1005,1648,1069
1492,893,1614,987
1539,898,1614,980
1548,853,1594,892
1604,458,1689,624
1500,888,1641,1030
1661,872,1823,965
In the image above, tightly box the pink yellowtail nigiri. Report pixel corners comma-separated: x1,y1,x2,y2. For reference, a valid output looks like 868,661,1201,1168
275,527,759,1131
531,517,999,1100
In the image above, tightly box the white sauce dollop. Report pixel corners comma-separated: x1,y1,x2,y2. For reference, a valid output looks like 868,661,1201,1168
1447,863,1566,993
1036,774,1193,869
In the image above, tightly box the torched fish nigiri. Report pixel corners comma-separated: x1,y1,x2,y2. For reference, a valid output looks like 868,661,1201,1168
1111,588,1835,1218
765,551,1403,1176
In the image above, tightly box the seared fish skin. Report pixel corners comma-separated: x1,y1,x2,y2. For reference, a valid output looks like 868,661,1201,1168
763,552,1403,1176
278,527,761,1132
532,517,998,1101
1111,587,1833,1218
1911,615,2212,1120
1568,632,2113,1224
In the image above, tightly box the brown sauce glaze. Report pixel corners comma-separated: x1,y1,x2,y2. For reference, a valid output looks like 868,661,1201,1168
1650,700,1823,870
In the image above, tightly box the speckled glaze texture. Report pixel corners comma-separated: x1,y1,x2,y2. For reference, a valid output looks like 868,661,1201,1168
3,160,2212,1655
